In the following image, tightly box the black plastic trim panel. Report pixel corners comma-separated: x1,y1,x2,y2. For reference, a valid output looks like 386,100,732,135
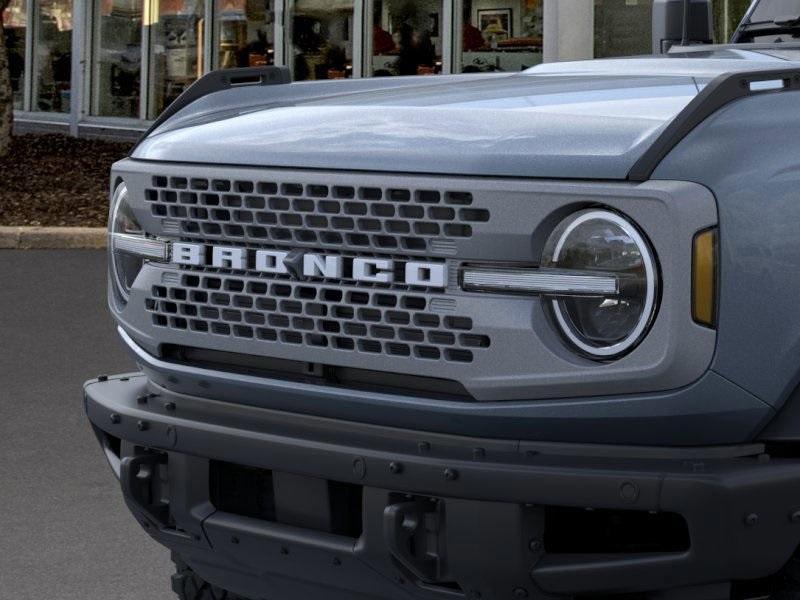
133,66,291,153
629,67,800,181
85,374,800,599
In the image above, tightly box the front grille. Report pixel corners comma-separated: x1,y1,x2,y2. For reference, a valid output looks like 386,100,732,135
145,176,490,254
117,161,708,403
146,272,491,364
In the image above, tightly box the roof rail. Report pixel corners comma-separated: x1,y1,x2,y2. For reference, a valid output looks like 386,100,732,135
628,67,800,181
132,66,291,152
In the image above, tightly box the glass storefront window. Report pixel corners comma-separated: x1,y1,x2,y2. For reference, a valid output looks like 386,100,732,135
594,0,652,59
714,0,751,43
288,0,354,81
147,0,205,119
372,0,442,76
460,0,543,73
33,0,72,113
92,0,143,118
2,0,26,110
216,0,275,69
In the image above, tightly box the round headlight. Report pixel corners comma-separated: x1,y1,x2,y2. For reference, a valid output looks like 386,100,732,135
542,209,658,359
110,183,145,301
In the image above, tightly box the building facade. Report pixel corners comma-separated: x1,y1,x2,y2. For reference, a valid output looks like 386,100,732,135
2,0,751,137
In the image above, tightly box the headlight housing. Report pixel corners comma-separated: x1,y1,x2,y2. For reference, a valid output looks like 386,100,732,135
542,209,658,359
109,183,168,303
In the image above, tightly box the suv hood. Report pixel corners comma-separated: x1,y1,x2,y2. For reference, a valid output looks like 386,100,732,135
132,57,795,179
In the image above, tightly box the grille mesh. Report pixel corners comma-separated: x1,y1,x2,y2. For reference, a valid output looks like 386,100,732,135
145,176,490,253
145,274,491,364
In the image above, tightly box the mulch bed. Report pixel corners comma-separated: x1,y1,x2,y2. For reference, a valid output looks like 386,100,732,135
0,134,132,227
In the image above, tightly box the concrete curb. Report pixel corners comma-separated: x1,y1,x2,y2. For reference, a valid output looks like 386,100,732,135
0,227,107,249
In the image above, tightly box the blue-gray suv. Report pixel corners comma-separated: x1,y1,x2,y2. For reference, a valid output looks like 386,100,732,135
84,1,800,598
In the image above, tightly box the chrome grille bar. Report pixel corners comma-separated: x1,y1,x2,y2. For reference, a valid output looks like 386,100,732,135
112,233,170,260
462,268,619,296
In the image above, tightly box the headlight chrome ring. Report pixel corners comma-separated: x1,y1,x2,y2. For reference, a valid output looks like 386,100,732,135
109,183,169,303
546,209,658,359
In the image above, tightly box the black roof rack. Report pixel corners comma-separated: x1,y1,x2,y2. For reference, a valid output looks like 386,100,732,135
132,65,291,152
628,67,800,181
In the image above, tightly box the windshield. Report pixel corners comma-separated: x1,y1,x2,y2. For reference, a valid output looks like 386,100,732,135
749,0,800,22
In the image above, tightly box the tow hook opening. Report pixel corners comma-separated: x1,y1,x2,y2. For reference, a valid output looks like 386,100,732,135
208,460,364,539
543,506,690,554
382,497,691,594
97,430,123,478
382,494,546,594
383,495,453,587
121,449,170,530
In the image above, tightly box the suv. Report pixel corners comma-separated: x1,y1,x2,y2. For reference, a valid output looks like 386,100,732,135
85,1,800,598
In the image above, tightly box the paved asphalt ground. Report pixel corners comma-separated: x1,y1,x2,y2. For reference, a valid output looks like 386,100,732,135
0,250,174,600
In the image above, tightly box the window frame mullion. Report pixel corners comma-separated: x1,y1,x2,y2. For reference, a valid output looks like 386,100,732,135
140,0,152,121
442,0,455,74
274,0,286,69
68,0,88,133
204,0,214,73
351,0,364,79
22,0,34,111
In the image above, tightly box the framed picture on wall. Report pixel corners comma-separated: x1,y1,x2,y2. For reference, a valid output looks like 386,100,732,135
477,8,512,41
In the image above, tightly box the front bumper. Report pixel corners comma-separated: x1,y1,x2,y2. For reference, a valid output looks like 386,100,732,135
86,374,800,600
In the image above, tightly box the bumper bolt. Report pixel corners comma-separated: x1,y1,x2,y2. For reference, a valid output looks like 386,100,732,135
280,547,289,555
109,413,121,424
230,536,239,544
473,447,486,460
332,557,342,566
164,402,176,412
352,457,367,480
137,420,149,431
418,441,431,453
744,513,759,527
444,468,458,481
528,539,543,552
513,588,529,599
98,375,108,382
136,395,149,405
389,462,403,474
619,481,639,503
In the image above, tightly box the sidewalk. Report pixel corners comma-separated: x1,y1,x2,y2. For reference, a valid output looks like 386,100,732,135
0,226,107,249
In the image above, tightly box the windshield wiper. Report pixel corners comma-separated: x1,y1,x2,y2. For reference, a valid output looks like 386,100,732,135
772,15,800,26
735,15,800,41
742,14,800,29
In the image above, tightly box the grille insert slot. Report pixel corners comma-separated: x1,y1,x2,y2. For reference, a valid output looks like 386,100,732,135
162,345,473,398
146,177,489,253
147,276,490,364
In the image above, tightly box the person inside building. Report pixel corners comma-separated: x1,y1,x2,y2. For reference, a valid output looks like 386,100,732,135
373,21,395,55
394,23,435,76
463,18,484,52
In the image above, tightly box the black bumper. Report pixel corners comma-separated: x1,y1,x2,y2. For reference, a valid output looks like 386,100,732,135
85,374,800,600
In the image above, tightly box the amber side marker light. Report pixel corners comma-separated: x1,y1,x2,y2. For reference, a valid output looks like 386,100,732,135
692,228,718,327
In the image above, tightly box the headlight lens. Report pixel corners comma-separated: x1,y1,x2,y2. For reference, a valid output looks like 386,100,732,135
542,209,658,359
109,183,168,302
